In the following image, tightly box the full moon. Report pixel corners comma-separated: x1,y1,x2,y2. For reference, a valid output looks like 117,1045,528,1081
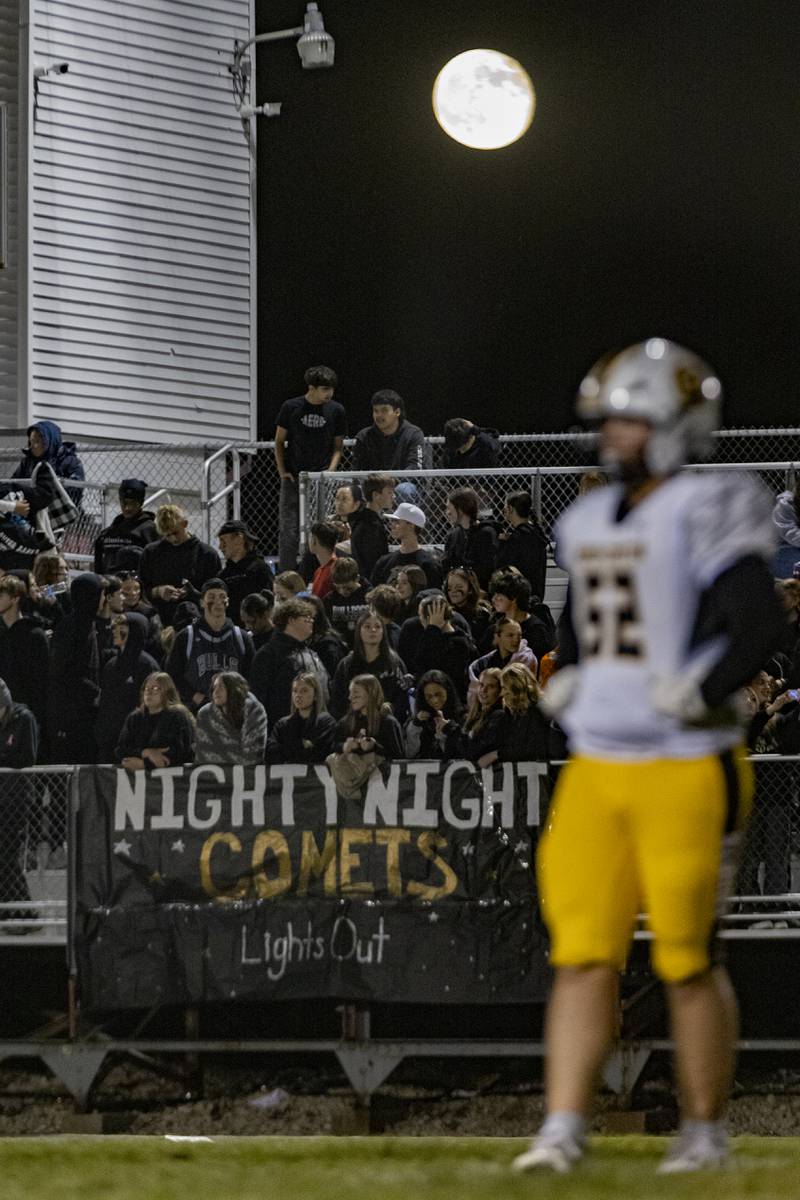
432,49,535,151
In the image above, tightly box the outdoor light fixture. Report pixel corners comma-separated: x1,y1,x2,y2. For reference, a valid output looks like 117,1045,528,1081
432,49,535,150
230,3,334,121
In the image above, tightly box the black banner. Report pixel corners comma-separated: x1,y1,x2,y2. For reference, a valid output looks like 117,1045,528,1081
75,761,551,1010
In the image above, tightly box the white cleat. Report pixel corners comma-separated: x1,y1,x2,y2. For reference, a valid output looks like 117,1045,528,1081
657,1130,731,1174
512,1134,585,1174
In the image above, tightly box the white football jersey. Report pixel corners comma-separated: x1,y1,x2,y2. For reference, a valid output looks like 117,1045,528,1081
555,472,776,759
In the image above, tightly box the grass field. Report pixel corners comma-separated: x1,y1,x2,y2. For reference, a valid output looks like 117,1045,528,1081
0,1135,798,1199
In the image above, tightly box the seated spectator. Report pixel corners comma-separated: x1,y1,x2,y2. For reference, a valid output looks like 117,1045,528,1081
95,612,160,762
410,595,475,699
328,481,363,545
442,418,500,470
397,587,473,672
474,663,550,766
0,574,49,739
218,519,275,625
352,391,430,500
364,583,403,650
578,469,609,495
117,570,155,620
349,474,394,580
323,557,371,646
96,575,125,660
497,491,549,602
309,521,340,599
441,488,499,590
487,569,555,660
139,504,221,629
438,667,504,760
333,673,405,758
467,617,537,702
166,578,254,711
266,671,337,764
389,563,428,622
12,420,85,507
773,578,800,683
445,567,493,647
240,591,275,651
0,678,39,922
250,598,328,725
273,570,308,603
404,669,463,759
195,671,267,766
330,609,408,719
371,503,443,588
306,593,347,676
117,672,196,770
93,479,158,575
31,553,71,628
49,572,106,764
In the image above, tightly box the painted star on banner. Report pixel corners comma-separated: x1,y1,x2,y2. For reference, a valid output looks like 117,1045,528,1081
113,839,132,856
428,911,440,923
514,839,528,856
171,839,186,854
461,843,475,858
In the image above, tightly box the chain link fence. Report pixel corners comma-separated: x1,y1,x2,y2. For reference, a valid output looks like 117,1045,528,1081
0,767,72,945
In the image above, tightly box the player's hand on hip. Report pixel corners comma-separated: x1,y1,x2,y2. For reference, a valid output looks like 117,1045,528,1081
539,665,579,718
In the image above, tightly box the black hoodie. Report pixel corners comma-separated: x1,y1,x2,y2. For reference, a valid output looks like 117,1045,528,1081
348,506,389,581
352,418,430,472
95,612,160,762
138,534,221,626
442,427,500,470
0,613,49,734
48,572,105,761
93,508,158,574
497,521,549,602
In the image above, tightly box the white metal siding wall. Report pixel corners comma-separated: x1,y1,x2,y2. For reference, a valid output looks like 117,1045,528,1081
29,0,254,443
0,0,20,426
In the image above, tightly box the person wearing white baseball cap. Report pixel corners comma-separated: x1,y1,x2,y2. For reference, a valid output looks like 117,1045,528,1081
371,502,443,589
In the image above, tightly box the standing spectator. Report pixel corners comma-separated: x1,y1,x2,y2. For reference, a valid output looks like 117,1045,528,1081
273,570,309,602
410,595,475,699
488,570,555,660
389,564,428,623
364,583,403,651
139,505,220,628
95,613,160,762
474,663,550,766
352,391,429,488
266,671,337,764
772,481,800,578
404,669,463,759
195,672,267,765
0,575,49,737
218,519,274,625
274,365,345,571
442,418,500,470
12,420,85,507
329,610,408,718
467,617,537,701
240,591,275,651
328,481,363,545
309,521,339,599
446,567,493,647
48,572,106,763
93,479,158,575
0,678,39,924
371,503,443,588
117,673,195,770
441,487,499,590
333,674,405,758
349,474,394,581
497,491,549,602
166,579,253,710
250,598,328,725
306,594,347,677
323,557,371,646
118,570,156,622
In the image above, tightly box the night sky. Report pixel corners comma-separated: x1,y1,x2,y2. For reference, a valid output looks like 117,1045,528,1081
255,0,800,438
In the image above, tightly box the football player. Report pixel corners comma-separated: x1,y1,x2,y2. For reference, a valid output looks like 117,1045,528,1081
513,340,784,1175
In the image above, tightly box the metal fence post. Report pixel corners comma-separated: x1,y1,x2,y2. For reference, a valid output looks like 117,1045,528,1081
67,766,80,1039
298,472,308,557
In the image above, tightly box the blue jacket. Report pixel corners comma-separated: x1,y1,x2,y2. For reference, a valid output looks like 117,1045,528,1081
13,420,85,506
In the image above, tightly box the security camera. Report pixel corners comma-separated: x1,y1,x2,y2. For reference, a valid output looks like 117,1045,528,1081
53,62,69,74
33,61,69,78
297,3,335,69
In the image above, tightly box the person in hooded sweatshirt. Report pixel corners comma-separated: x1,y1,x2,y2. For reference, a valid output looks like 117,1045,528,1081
442,418,500,470
95,612,160,762
250,597,329,725
138,504,221,628
408,594,475,701
217,519,275,625
497,490,550,603
0,677,39,920
48,572,106,764
93,479,158,575
771,481,800,578
0,574,49,740
194,671,267,765
12,420,85,508
348,474,394,582
166,578,253,712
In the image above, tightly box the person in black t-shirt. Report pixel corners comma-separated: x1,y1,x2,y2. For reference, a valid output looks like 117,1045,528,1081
274,365,346,571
